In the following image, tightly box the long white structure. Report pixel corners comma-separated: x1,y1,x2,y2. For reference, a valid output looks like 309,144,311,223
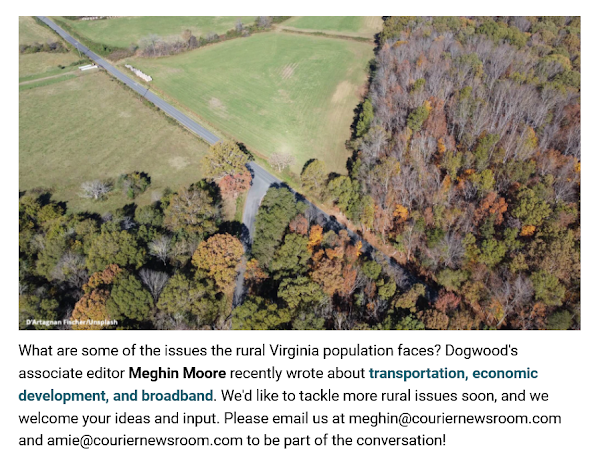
124,64,152,82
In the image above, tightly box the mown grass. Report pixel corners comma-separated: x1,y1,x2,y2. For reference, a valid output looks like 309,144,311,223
19,16,84,79
130,32,373,174
55,16,258,49
281,16,382,38
20,71,209,214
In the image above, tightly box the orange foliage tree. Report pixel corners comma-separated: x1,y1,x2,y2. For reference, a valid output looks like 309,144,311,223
192,233,245,293
218,169,252,199
71,264,123,330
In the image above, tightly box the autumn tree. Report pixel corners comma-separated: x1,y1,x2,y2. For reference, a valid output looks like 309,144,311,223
192,233,244,292
71,265,123,330
218,170,251,199
310,249,344,297
163,183,220,237
71,289,111,330
289,214,309,235
201,140,249,180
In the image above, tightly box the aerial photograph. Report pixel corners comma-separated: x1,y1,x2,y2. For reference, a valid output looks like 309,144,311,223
19,16,580,330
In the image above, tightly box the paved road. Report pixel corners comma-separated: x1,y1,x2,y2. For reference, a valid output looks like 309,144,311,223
37,16,220,145
232,162,416,306
38,16,417,306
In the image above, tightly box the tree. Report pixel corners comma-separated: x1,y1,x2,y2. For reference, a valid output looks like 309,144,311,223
289,214,309,235
419,309,450,330
135,204,163,227
512,187,551,227
71,289,111,330
546,310,572,330
310,249,344,297
140,34,161,56
163,184,220,237
479,239,507,267
531,270,565,306
139,268,169,302
292,311,326,330
117,172,150,199
278,276,326,313
253,187,303,266
256,16,273,29
233,296,290,330
394,284,426,310
218,170,252,199
327,176,359,212
201,140,249,180
235,19,244,33
106,273,154,325
270,152,295,172
80,180,112,201
307,225,323,252
19,294,59,330
301,160,328,199
157,272,224,327
270,234,311,279
86,230,145,272
148,235,171,265
407,104,431,132
362,261,382,280
356,99,374,137
192,234,244,292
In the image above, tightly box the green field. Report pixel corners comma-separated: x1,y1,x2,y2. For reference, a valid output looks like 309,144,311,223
19,16,83,79
281,16,382,38
55,16,258,49
130,32,373,173
20,71,208,214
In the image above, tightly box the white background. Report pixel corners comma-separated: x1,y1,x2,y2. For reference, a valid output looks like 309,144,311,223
4,2,597,463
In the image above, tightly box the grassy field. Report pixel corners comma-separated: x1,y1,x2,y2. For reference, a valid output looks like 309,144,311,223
281,17,382,38
19,16,58,44
55,16,258,49
130,32,373,173
20,71,209,214
19,16,84,79
19,73,78,91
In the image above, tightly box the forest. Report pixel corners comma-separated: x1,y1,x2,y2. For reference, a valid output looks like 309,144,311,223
19,16,580,330
315,16,580,329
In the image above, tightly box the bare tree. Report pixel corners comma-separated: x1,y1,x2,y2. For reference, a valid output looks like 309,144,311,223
140,34,161,56
80,180,112,201
256,16,272,28
205,32,218,42
148,235,171,265
269,152,294,172
51,251,88,289
235,19,244,33
139,268,169,302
